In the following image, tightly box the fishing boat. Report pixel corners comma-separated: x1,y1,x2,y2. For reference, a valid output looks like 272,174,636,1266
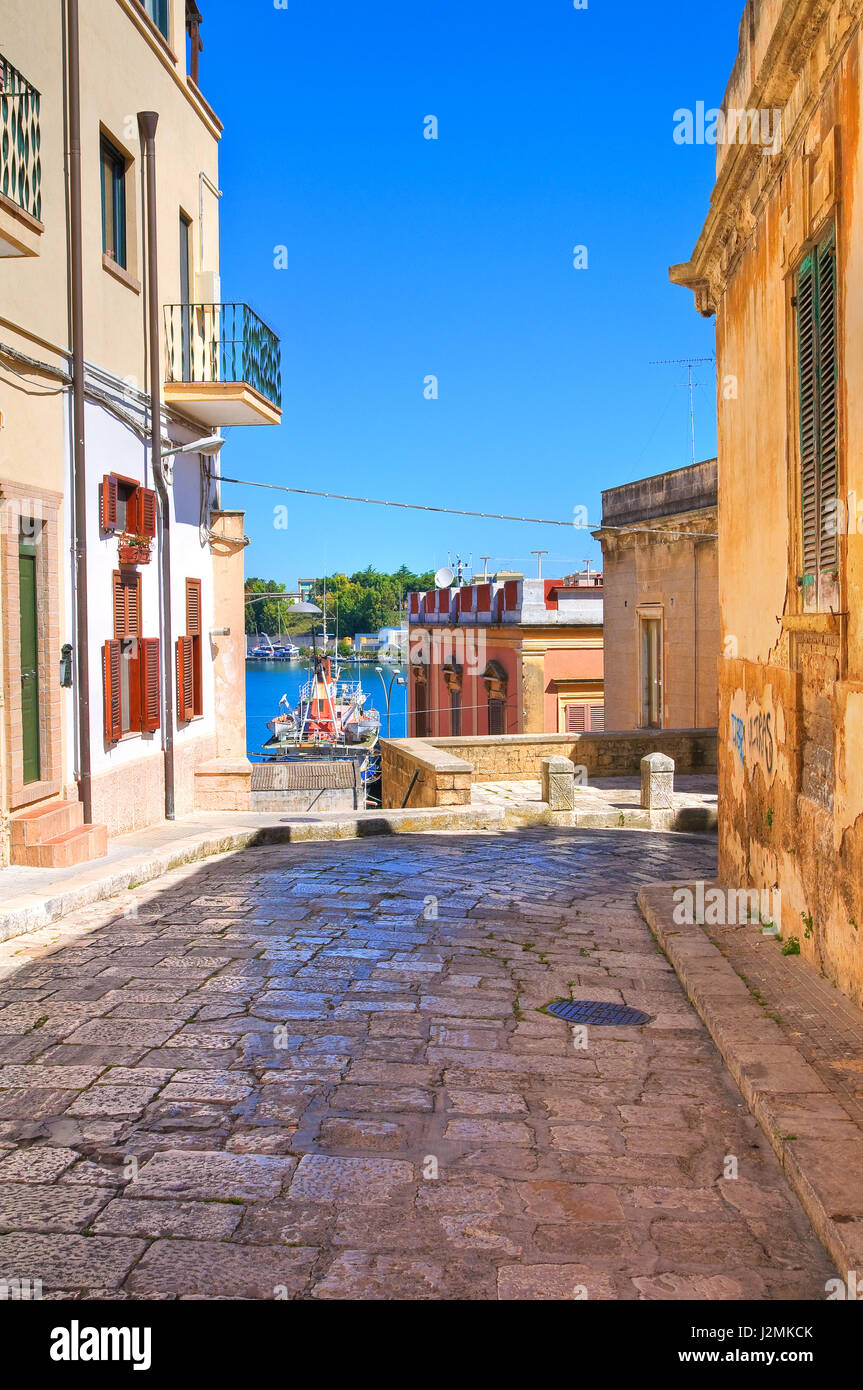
263,654,381,755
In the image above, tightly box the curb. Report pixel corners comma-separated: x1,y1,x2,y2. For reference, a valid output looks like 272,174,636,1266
638,881,861,1281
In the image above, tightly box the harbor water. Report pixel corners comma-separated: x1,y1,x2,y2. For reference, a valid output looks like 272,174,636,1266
245,659,408,759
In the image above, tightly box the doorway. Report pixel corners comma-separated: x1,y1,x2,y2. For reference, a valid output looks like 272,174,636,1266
640,615,662,729
18,540,41,784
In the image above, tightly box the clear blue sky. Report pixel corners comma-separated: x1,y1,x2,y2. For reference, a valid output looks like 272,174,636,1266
205,0,741,586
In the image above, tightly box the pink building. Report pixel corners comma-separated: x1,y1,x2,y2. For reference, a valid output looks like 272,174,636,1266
407,574,604,737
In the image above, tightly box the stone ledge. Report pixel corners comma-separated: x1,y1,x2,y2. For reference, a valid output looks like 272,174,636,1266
638,881,860,1278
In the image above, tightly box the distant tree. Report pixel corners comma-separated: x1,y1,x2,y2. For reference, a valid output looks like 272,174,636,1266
247,565,435,640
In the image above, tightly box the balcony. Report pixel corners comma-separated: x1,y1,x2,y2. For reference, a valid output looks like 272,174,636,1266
0,54,42,256
163,303,282,426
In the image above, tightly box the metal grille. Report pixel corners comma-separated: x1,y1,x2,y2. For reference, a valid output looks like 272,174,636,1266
0,54,42,222
164,302,281,409
546,999,652,1026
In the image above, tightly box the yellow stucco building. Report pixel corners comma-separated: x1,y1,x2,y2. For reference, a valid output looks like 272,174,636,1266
0,1,280,867
673,0,863,1004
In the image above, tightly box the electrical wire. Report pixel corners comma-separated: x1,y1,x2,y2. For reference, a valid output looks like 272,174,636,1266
214,471,718,540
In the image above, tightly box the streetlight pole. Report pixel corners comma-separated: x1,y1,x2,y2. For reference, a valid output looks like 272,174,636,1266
375,666,406,738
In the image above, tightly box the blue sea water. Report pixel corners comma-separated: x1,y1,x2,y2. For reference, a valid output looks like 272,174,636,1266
244,659,408,757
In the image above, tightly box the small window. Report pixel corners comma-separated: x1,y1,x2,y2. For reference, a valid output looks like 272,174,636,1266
100,136,127,269
450,687,462,737
141,0,169,38
100,475,157,537
488,698,506,735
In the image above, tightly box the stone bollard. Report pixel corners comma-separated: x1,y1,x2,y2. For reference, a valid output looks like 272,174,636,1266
541,756,577,811
641,752,674,810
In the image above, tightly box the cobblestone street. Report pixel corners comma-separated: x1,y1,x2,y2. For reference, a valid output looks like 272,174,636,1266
0,828,835,1300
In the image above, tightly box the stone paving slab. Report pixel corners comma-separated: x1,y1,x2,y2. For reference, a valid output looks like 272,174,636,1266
638,879,863,1281
0,829,837,1300
0,807,533,947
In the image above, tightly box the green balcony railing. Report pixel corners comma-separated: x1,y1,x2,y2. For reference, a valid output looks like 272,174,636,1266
164,302,282,410
0,54,41,222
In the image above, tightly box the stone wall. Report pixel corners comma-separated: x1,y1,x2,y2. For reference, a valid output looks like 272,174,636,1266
380,728,717,807
379,739,473,809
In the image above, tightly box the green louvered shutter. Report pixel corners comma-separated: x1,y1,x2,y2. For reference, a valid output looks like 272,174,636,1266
816,230,838,571
797,252,819,577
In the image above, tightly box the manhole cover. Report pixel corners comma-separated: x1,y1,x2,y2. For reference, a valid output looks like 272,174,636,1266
545,1000,652,1026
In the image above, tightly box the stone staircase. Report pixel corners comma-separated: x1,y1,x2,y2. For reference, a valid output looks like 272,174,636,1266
10,800,108,869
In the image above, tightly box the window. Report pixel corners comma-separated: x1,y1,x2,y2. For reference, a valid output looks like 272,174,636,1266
177,578,203,721
179,211,192,379
796,226,839,611
141,0,169,38
565,702,605,733
413,669,428,738
103,571,160,741
488,698,506,735
100,136,127,269
450,688,462,737
443,662,462,736
100,475,157,538
640,617,662,728
482,660,508,735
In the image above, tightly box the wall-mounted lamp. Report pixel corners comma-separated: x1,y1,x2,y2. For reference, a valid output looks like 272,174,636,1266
60,643,73,688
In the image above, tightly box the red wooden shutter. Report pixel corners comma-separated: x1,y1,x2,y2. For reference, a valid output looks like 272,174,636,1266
176,636,193,722
100,475,118,531
140,638,161,732
103,640,122,742
137,487,157,539
185,578,202,636
112,571,141,637
590,702,605,732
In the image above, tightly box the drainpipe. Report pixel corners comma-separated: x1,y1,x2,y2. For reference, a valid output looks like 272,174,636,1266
67,0,92,823
138,111,175,820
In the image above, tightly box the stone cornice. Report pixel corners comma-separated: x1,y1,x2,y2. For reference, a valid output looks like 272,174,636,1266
670,0,859,315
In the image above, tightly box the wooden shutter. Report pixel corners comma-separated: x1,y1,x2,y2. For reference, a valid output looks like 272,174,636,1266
566,703,586,733
176,636,194,722
100,474,119,531
137,487,157,539
488,698,505,735
816,231,838,571
797,253,818,576
139,638,161,732
112,570,141,637
103,640,122,742
590,702,605,732
185,578,202,636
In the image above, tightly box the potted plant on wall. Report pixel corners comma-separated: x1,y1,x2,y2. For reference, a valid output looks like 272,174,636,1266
118,533,152,565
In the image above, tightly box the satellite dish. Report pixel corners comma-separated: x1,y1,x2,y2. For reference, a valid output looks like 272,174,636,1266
434,566,454,589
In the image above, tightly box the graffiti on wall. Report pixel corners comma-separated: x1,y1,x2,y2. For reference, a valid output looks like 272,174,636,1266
728,685,782,792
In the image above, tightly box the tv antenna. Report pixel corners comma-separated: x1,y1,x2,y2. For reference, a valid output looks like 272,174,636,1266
650,356,715,467
446,552,471,586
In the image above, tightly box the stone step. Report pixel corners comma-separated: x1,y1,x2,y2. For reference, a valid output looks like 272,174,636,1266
22,823,109,870
10,799,84,849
